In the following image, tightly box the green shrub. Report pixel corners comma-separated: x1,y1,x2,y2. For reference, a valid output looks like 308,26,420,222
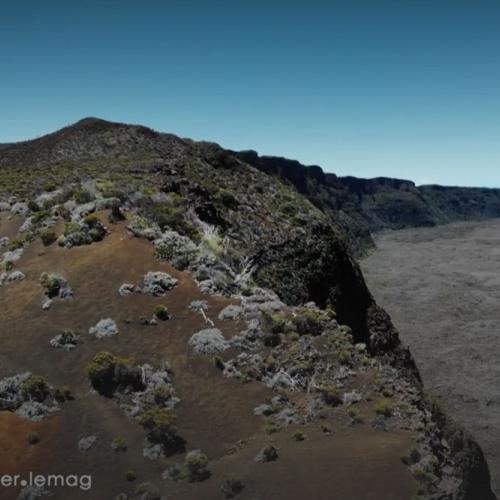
44,181,57,192
28,432,40,445
153,304,170,321
73,188,93,204
60,384,73,400
85,351,144,397
153,386,173,405
338,350,351,365
142,197,199,241
31,210,50,224
292,309,325,336
83,213,100,228
292,429,306,441
8,238,24,251
21,375,49,402
185,450,210,482
111,436,128,452
221,477,244,499
374,399,393,418
40,230,57,246
138,408,185,455
28,200,41,212
317,384,342,406
40,273,61,298
125,469,136,482
261,310,286,334
217,190,239,210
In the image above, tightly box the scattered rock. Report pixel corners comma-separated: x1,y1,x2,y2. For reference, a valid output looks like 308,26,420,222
254,404,274,416
188,300,208,312
89,318,119,338
11,202,29,215
16,401,57,421
5,270,26,282
189,328,229,354
41,298,52,310
0,373,31,411
0,236,9,247
50,330,79,351
17,485,50,500
143,444,163,461
2,248,24,264
78,435,97,452
343,390,363,406
118,283,138,296
254,445,278,463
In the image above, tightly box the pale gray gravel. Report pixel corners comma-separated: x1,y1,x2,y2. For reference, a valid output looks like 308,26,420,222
361,218,500,496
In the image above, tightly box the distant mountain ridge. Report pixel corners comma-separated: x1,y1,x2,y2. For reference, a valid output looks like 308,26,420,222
233,150,500,254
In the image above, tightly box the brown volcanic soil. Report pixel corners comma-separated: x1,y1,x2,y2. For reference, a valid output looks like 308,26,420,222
361,219,500,497
0,213,416,500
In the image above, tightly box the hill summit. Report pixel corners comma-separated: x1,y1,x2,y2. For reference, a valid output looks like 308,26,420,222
0,119,495,499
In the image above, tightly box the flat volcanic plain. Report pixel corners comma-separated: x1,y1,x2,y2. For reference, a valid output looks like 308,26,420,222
361,219,500,496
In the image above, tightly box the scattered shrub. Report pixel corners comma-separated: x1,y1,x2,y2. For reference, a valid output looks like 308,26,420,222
317,384,342,406
217,190,239,210
213,356,225,371
138,408,185,455
85,351,144,397
261,310,286,335
40,273,61,298
31,210,50,224
338,350,351,365
44,181,57,192
153,304,170,321
40,230,57,246
8,238,24,251
153,386,173,405
185,450,210,482
292,309,325,336
125,470,136,482
111,436,128,452
83,213,100,227
28,432,40,445
221,477,244,499
73,188,93,204
110,203,125,222
292,429,306,441
21,375,49,402
374,399,393,418
28,200,41,212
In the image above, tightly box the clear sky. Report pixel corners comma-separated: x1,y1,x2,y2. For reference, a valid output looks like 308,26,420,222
1,1,499,187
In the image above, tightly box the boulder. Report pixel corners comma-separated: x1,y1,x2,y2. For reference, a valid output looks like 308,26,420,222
78,435,97,452
118,283,137,296
254,445,278,463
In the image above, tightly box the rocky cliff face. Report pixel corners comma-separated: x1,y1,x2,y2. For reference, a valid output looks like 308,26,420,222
0,118,495,499
235,150,500,256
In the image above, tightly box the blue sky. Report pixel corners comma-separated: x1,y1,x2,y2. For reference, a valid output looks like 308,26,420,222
1,1,499,187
